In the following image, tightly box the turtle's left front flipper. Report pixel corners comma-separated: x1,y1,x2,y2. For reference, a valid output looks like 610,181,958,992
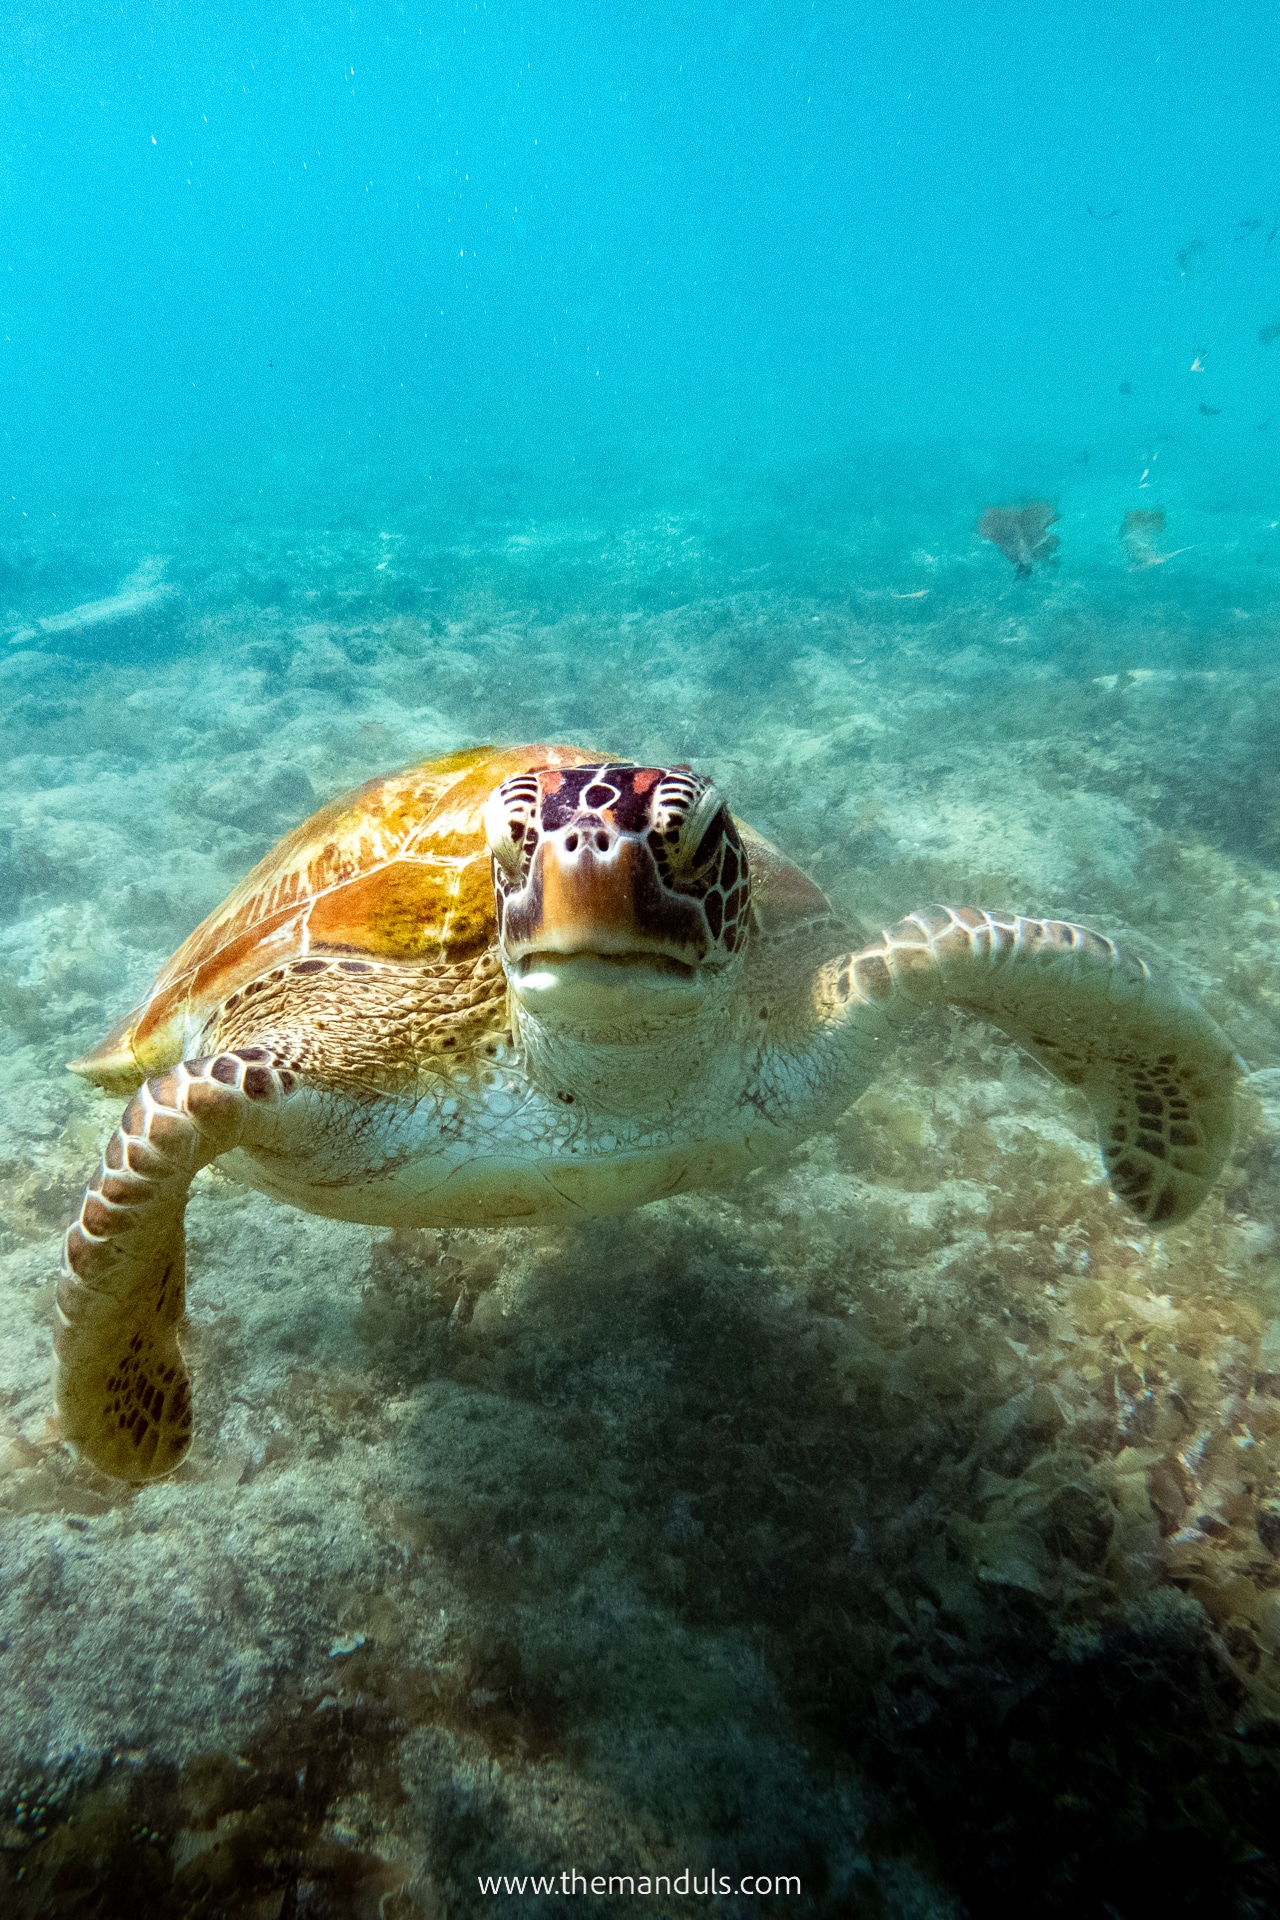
819,907,1241,1227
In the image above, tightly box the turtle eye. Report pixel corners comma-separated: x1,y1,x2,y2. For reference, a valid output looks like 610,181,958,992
651,770,726,879
484,775,540,882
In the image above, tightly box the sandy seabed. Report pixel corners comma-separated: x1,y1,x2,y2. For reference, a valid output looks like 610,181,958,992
2,469,1279,1917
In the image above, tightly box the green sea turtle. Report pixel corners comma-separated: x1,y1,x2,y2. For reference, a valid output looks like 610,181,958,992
57,744,1241,1482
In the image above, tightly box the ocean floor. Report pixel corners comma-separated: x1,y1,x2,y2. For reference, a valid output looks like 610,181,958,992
2,465,1280,1917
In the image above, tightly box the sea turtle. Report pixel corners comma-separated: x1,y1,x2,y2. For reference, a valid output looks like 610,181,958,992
57,744,1241,1483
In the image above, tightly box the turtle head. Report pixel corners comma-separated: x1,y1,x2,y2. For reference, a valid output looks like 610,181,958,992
484,762,750,1025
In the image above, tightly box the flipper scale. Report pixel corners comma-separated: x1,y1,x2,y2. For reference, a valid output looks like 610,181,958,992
821,908,1240,1228
54,1052,296,1482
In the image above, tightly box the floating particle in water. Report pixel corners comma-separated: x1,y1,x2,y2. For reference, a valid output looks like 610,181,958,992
977,502,1060,579
1121,508,1166,569
1177,238,1206,277
1258,318,1280,345
1190,349,1208,372
1199,402,1223,416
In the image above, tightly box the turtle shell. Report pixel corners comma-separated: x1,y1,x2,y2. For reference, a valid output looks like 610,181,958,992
74,743,597,1093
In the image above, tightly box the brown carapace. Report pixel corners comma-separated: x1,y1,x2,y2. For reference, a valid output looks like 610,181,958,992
72,743,601,1097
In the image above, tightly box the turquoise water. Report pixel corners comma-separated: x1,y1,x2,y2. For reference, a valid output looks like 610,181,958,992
3,8,1280,1917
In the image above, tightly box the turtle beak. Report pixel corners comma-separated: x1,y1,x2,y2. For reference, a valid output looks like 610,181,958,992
502,822,709,971
538,832,653,953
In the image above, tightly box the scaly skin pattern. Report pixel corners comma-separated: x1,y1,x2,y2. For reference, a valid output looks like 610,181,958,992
56,1051,298,1481
199,925,844,1230
205,947,511,1095
812,907,1241,1228
56,750,1242,1481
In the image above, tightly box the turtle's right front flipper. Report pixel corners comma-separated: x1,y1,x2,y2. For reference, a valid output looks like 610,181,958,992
817,907,1241,1228
55,1052,296,1482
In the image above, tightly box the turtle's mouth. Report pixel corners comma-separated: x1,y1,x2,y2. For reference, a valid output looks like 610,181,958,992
509,948,704,1020
516,949,698,983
